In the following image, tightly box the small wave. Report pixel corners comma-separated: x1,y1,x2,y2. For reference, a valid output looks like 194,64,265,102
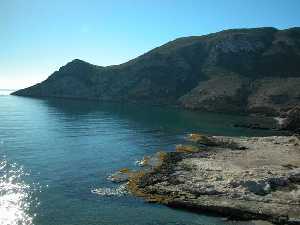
91,183,128,197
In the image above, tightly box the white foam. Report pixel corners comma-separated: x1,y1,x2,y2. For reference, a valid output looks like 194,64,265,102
274,117,286,126
91,183,128,197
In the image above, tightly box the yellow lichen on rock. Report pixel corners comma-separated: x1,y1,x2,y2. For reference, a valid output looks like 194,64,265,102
126,151,174,204
127,170,173,204
187,133,216,146
111,149,175,204
119,168,130,173
127,170,147,197
157,151,168,161
188,133,205,142
175,144,202,153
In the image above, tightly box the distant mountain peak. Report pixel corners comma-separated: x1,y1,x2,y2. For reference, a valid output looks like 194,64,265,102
64,59,91,67
70,58,88,64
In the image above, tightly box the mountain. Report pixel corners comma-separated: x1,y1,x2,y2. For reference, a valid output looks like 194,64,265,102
12,27,300,115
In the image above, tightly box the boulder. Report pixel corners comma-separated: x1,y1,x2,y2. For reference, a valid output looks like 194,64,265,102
280,106,300,132
240,180,271,195
288,168,300,183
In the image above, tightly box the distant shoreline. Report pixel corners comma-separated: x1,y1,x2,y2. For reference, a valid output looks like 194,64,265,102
0,89,16,95
0,89,16,91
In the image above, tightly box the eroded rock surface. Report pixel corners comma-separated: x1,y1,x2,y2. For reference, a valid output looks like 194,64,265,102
128,135,300,224
279,106,300,133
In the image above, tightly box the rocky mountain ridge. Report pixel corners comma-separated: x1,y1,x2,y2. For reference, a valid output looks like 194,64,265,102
13,27,300,116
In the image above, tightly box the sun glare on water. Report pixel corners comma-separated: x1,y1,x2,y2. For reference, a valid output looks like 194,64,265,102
0,159,34,225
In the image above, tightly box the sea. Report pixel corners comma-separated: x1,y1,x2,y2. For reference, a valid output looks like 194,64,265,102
0,89,280,225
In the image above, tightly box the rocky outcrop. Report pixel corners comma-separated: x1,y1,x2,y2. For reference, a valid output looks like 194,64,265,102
124,134,300,224
279,106,300,133
13,27,300,115
247,78,300,116
179,75,250,112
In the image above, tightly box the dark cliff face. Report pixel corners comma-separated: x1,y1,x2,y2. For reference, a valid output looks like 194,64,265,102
13,27,300,115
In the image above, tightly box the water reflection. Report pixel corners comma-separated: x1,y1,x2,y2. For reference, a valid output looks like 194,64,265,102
0,158,34,225
39,97,281,137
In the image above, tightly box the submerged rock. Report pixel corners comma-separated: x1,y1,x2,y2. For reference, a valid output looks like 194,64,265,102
107,168,132,183
135,152,166,169
233,123,271,130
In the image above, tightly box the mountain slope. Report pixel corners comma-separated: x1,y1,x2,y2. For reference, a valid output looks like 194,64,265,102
13,27,300,115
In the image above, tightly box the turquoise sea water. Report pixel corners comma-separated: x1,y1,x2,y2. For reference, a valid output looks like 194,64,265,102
0,93,281,225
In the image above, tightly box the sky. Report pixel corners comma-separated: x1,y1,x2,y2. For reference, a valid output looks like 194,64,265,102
1,0,300,89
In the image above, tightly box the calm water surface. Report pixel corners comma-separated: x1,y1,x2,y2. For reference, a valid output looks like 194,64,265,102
0,93,280,225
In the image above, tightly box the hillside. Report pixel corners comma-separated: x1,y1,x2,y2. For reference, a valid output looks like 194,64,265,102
12,27,300,115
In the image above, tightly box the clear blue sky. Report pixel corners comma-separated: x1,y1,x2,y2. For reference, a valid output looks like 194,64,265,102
1,0,300,89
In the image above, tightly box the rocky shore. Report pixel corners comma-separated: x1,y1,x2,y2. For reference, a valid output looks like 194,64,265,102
110,134,300,224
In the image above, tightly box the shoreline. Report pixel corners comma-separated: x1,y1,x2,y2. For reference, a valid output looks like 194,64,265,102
112,134,300,224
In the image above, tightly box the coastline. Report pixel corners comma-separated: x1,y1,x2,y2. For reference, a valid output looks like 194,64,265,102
112,134,300,224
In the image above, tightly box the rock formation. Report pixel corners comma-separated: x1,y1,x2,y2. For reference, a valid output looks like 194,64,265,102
279,106,300,132
124,134,300,224
13,27,300,116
